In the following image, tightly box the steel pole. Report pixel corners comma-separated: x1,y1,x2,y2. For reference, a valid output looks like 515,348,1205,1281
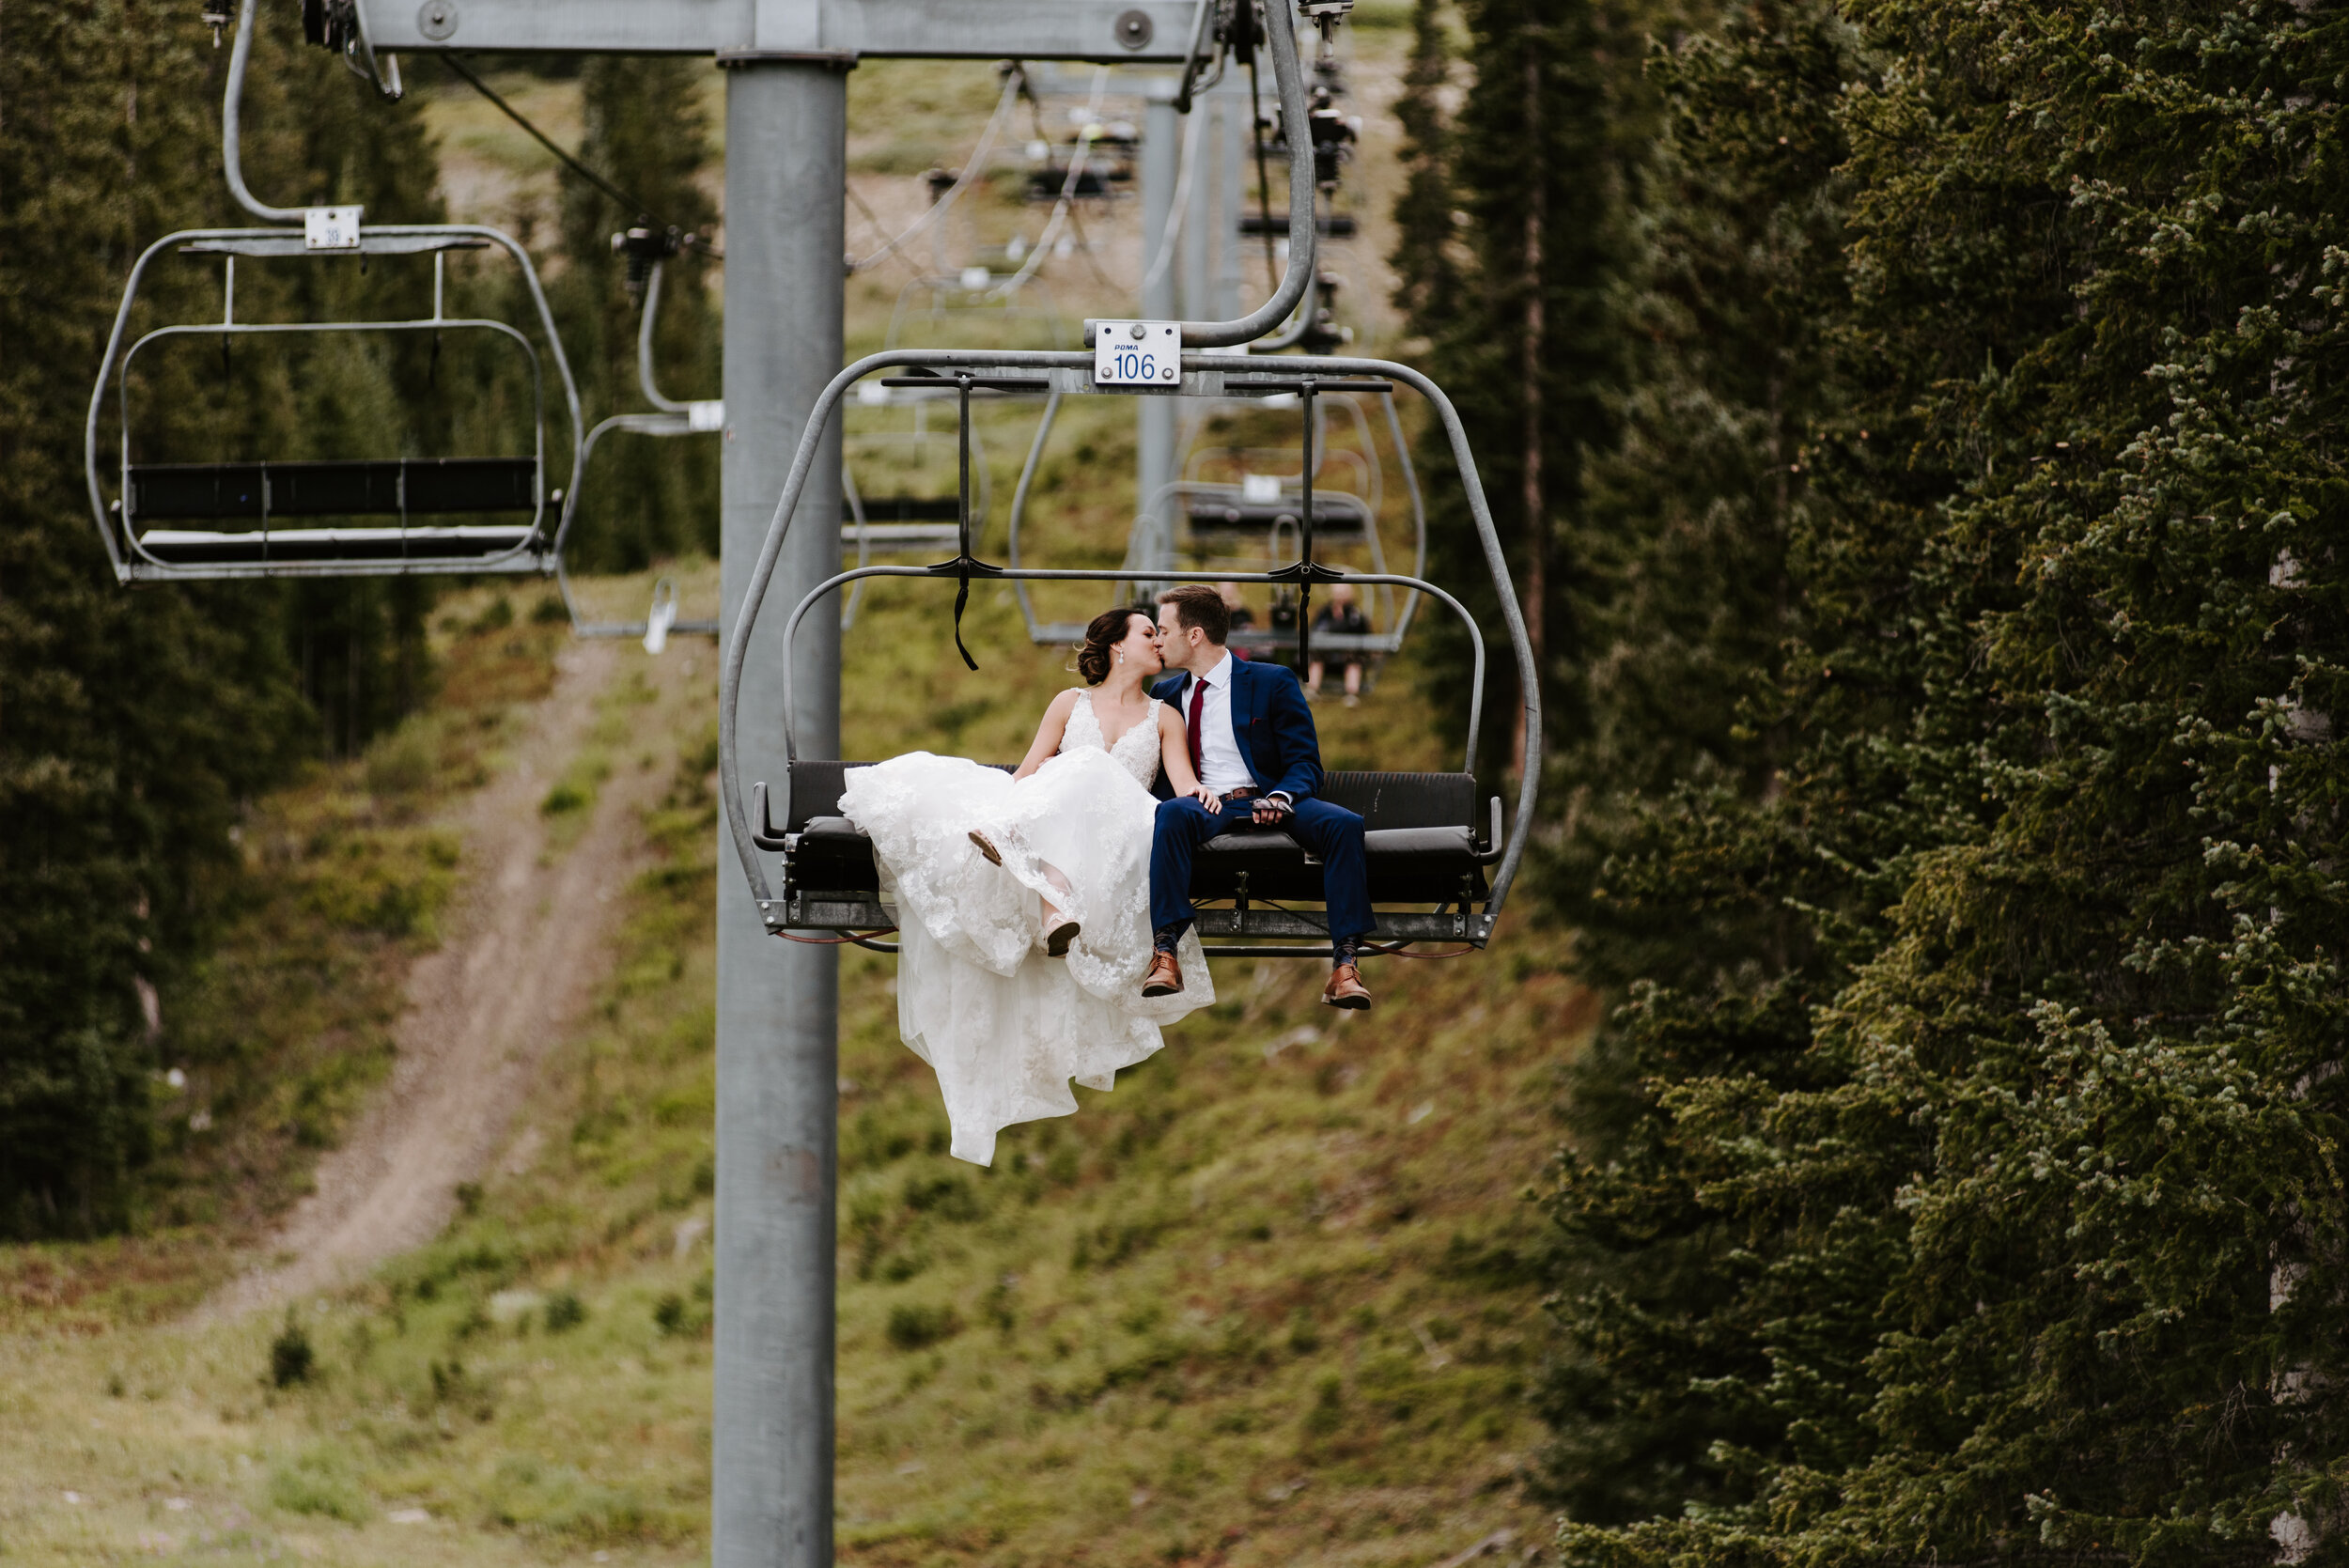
715,54,848,1568
1138,81,1180,575
1180,88,1210,321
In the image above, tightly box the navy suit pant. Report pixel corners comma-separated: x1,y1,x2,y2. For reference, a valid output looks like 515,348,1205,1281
1149,795,1374,955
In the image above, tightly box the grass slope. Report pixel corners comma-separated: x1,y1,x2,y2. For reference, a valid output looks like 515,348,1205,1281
0,569,1586,1566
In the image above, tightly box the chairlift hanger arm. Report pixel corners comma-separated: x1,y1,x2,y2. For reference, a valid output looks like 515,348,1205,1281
718,348,1540,931
1170,0,1217,113
222,0,404,227
223,0,305,222
637,259,724,415
1092,0,1315,349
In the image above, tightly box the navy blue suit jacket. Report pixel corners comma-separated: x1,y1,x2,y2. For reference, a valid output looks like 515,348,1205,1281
1151,654,1325,803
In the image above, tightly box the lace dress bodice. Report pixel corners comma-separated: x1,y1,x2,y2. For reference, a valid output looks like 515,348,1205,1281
1061,690,1162,789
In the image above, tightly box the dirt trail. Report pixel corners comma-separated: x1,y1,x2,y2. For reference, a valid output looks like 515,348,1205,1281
204,638,665,1319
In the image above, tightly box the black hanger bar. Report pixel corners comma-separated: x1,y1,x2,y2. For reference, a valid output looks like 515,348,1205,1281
949,375,993,671
1299,379,1317,673
1220,378,1394,396
879,374,1051,395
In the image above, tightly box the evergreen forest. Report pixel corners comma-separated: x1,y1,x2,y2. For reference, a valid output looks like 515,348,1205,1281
1398,0,2349,1559
6,0,2349,1560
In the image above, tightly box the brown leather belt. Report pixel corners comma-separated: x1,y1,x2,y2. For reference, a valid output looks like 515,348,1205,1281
1220,787,1260,801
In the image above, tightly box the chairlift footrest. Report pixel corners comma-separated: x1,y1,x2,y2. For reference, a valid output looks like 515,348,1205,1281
759,896,1489,947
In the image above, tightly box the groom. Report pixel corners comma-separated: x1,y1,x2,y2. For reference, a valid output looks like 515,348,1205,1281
1141,583,1374,1010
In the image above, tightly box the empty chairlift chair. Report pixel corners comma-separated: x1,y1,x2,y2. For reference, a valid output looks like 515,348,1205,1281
1005,382,1427,665
88,234,579,582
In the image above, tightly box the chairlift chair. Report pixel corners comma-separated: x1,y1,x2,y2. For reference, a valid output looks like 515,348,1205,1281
1003,377,1426,665
720,350,1539,960
84,0,580,583
554,254,723,644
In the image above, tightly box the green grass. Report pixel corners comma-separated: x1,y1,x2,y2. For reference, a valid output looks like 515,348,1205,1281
0,573,1584,1566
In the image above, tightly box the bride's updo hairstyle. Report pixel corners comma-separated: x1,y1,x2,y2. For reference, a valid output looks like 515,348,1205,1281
1077,606,1151,686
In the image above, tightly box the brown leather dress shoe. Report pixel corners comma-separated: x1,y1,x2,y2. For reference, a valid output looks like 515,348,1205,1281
1142,949,1184,998
1321,962,1372,1010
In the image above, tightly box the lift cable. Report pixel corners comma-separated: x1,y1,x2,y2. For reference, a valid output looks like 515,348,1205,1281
436,54,722,258
846,67,1022,274
984,67,1107,300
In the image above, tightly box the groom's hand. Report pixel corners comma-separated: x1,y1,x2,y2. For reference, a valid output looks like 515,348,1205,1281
1252,794,1293,826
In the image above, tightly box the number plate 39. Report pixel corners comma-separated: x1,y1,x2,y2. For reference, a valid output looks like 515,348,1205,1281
1094,321,1181,388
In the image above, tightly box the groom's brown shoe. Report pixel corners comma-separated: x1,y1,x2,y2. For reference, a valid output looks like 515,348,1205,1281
1142,950,1184,998
1321,963,1372,1011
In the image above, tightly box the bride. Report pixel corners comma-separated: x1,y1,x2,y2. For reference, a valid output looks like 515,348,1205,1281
839,606,1220,1165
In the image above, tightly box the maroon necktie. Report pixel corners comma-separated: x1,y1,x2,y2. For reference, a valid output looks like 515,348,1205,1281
1188,675,1207,782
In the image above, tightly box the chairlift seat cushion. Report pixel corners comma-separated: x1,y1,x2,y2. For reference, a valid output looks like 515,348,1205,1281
793,816,886,893
1185,493,1371,535
782,761,1486,906
134,525,537,565
1190,824,1483,904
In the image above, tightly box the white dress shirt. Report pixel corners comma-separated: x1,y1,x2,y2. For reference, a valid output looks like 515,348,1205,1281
1189,653,1260,796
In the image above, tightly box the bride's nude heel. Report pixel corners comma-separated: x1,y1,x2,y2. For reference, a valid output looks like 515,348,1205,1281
1037,863,1078,955
969,830,1003,866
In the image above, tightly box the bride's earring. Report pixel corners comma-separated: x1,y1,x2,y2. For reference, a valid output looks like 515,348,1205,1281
1116,650,1125,664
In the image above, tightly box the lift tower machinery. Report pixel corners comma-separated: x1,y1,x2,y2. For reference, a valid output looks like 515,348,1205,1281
220,3,1331,1565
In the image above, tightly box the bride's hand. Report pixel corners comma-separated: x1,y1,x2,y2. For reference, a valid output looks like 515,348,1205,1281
1191,784,1222,815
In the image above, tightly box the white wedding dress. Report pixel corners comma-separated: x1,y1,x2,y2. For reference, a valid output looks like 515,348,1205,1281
838,691,1216,1165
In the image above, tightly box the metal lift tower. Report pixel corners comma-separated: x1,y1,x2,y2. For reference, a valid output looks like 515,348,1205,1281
349,4,1202,1563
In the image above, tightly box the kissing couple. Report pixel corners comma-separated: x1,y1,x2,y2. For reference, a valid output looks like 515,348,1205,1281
839,583,1375,1165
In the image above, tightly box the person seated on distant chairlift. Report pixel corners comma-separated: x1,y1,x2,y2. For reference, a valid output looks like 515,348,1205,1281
1218,582,1256,660
1306,581,1371,706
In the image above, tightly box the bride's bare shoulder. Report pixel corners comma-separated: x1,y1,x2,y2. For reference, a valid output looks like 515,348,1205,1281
1046,687,1084,716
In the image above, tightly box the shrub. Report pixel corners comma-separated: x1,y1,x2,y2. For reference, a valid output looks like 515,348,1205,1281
268,1445,370,1522
885,1302,961,1351
543,1290,587,1333
363,728,436,799
540,782,591,816
269,1313,315,1388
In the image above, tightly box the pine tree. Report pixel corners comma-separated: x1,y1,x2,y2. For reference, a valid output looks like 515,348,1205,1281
1529,0,1911,1525
1532,0,2349,1560
1388,0,1461,344
0,1,454,1234
1396,0,1628,784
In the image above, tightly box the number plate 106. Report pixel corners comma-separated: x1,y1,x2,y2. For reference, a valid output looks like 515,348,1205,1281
1093,321,1182,387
